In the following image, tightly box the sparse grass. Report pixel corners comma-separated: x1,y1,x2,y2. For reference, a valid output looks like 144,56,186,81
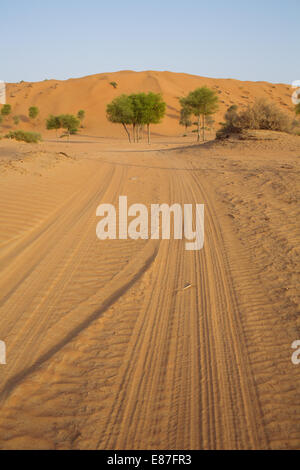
5,130,42,143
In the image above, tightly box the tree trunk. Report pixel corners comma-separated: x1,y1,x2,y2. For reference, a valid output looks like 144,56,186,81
202,115,205,142
197,115,201,142
122,123,131,143
147,124,151,144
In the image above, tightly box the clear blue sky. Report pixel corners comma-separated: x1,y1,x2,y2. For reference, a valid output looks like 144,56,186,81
1,0,299,84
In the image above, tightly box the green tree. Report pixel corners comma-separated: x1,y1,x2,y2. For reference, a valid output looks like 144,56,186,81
46,114,79,140
179,106,192,134
59,114,80,140
29,106,39,120
139,92,166,144
129,93,146,142
296,103,300,115
180,87,218,141
107,92,166,144
1,104,12,118
77,110,85,127
107,94,134,142
46,115,62,139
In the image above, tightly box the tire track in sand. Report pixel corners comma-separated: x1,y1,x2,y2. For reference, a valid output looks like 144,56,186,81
0,148,298,449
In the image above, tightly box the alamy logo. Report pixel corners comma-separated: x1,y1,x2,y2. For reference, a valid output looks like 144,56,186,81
291,80,300,105
96,196,204,251
291,340,300,365
0,81,6,105
0,341,6,365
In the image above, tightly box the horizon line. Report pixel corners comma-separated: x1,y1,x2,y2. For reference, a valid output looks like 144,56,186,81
5,69,290,87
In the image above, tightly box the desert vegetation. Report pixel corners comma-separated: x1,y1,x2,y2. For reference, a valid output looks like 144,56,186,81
77,110,85,128
28,106,39,121
179,107,192,134
1,104,12,119
107,92,166,143
5,130,42,143
13,116,20,126
179,87,219,141
46,114,80,140
217,99,299,139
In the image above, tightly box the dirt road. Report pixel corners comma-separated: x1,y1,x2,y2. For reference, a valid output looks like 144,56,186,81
0,138,299,449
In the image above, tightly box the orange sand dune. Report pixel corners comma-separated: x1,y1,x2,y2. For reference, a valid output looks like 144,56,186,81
5,70,295,137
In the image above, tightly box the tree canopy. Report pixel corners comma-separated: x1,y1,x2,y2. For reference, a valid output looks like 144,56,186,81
46,114,80,140
107,94,134,142
180,87,219,141
46,115,61,132
77,110,85,127
60,114,80,135
106,92,166,143
179,106,192,133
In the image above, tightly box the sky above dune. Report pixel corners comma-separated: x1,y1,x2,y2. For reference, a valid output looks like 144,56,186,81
1,0,299,84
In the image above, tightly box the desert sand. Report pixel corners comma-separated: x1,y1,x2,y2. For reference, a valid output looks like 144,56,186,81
0,72,299,450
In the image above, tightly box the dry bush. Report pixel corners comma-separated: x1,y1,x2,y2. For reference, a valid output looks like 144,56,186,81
217,99,298,139
5,130,42,143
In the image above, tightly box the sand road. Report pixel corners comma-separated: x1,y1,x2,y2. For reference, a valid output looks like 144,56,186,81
0,140,299,449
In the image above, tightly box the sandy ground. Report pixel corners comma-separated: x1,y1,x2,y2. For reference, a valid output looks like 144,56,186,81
0,133,299,450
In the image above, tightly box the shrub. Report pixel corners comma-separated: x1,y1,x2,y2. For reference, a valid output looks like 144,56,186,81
1,104,12,116
77,109,85,127
29,106,39,119
59,114,80,135
46,114,80,138
5,130,42,143
217,99,296,139
110,81,118,89
46,115,61,132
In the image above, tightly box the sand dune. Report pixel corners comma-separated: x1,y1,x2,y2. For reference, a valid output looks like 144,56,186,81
4,70,296,137
0,129,299,449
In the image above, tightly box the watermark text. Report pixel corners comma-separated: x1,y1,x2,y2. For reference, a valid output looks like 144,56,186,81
96,196,204,251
